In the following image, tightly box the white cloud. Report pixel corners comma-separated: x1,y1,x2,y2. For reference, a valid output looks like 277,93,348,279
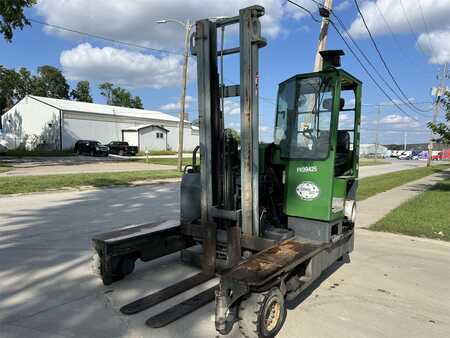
36,0,302,50
160,96,195,111
227,121,240,129
418,30,450,64
284,0,318,20
336,1,351,11
339,113,349,121
259,125,273,133
224,100,241,116
347,0,450,64
60,43,191,88
380,114,420,127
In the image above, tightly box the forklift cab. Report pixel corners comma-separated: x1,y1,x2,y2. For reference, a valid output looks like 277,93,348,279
272,53,361,235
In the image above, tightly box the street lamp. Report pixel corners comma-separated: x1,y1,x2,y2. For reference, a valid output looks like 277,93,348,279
156,18,194,172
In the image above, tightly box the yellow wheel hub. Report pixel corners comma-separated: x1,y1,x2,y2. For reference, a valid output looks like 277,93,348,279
265,301,281,332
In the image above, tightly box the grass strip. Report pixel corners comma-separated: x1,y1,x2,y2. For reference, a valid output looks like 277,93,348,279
0,164,12,173
371,178,450,241
357,164,449,201
0,170,181,195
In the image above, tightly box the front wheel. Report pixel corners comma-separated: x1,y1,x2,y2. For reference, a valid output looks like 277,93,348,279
238,287,286,338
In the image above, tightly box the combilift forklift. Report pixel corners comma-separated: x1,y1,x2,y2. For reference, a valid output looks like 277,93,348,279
92,5,361,337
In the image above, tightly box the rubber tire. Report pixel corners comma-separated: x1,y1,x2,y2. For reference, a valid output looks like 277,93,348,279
91,252,102,277
238,288,287,338
119,256,135,275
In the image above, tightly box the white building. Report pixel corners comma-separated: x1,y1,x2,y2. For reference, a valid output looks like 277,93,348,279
359,143,390,158
0,95,199,151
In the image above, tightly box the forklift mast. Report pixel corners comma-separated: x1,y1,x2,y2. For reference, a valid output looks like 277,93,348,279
192,5,267,271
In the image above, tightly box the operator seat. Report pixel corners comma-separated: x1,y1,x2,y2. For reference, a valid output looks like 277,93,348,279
335,130,351,176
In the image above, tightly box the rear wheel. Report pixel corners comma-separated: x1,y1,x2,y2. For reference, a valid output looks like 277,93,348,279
238,287,286,338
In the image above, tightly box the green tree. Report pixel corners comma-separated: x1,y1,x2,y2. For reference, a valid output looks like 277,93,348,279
0,65,20,108
131,95,143,109
225,128,240,143
99,82,144,109
428,91,450,143
99,82,113,104
0,0,35,42
71,80,93,103
16,67,33,100
110,87,132,107
33,65,69,99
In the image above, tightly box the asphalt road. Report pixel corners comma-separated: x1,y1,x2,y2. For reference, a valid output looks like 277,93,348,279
0,164,449,337
1,183,449,338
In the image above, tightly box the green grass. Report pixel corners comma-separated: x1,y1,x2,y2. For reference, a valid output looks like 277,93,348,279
3,149,74,157
0,164,12,173
371,178,450,241
0,170,181,195
359,159,390,167
357,164,450,201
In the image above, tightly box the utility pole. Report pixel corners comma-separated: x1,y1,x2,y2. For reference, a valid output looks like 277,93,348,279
314,0,334,71
427,62,448,167
403,131,407,151
156,18,193,172
374,105,381,161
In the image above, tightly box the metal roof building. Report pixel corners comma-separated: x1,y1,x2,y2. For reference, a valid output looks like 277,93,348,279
0,95,199,151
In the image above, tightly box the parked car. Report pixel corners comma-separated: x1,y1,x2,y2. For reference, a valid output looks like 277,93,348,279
398,153,411,160
74,140,109,156
0,140,8,155
107,141,138,156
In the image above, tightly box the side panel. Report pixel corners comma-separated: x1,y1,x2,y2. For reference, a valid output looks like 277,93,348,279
284,160,334,221
139,128,167,151
122,130,139,147
331,178,346,219
1,97,60,149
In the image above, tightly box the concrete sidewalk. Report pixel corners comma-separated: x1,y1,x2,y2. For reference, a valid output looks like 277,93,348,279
357,169,450,228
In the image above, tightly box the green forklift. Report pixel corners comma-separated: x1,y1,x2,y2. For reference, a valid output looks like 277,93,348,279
92,5,361,338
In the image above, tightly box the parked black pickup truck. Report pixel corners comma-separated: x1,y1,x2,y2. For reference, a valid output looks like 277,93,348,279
107,141,138,156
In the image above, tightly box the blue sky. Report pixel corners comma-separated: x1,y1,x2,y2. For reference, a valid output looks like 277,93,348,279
1,0,448,145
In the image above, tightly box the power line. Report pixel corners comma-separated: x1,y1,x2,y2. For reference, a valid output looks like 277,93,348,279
417,0,435,54
331,13,429,117
329,19,420,121
373,1,418,66
286,0,320,23
362,101,433,107
28,18,183,56
398,0,429,58
286,0,424,121
352,0,430,113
